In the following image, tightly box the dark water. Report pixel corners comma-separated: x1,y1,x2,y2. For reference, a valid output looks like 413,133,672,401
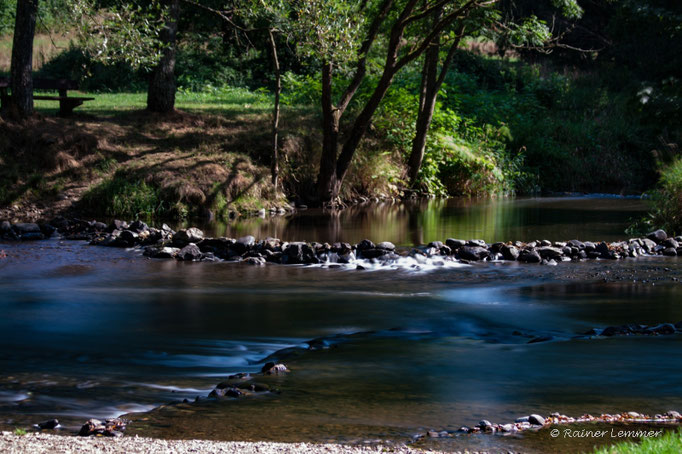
192,196,648,245
2,196,682,453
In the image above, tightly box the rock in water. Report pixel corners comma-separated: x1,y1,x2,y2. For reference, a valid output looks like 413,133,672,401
518,249,542,263
36,419,59,429
529,414,546,425
376,241,396,251
647,229,667,243
261,362,288,375
173,228,204,246
459,246,489,261
501,245,520,261
178,244,202,261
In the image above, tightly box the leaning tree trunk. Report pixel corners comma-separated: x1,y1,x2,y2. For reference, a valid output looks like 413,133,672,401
407,22,465,187
147,0,179,113
7,0,39,119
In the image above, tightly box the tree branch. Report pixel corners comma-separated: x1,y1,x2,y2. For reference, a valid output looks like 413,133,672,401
394,0,480,72
337,0,395,114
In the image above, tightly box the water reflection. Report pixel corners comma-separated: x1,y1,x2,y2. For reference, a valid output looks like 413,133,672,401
1,197,677,454
189,196,646,245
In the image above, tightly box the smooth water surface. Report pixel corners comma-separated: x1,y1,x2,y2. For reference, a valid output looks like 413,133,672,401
2,196,681,453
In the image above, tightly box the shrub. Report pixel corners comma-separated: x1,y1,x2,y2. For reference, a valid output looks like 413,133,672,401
650,157,682,235
80,171,168,219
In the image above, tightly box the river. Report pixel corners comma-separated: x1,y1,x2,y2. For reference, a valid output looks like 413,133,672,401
1,196,681,453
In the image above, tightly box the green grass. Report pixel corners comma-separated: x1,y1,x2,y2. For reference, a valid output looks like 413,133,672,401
79,171,168,219
594,430,682,453
32,86,281,117
13,428,27,436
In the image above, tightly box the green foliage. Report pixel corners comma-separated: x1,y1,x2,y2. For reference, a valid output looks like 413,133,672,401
68,0,168,70
593,429,682,454
1,0,76,35
13,428,27,436
0,1,15,36
648,158,682,235
80,171,168,219
36,45,147,91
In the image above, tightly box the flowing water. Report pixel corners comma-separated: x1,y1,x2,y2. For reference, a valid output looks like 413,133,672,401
2,196,682,453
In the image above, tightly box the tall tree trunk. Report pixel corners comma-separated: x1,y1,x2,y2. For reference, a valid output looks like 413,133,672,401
316,62,342,202
407,34,440,186
267,29,281,188
147,0,179,113
8,0,39,120
407,24,465,187
332,69,397,199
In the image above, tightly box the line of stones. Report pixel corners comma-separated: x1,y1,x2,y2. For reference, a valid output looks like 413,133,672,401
2,217,681,266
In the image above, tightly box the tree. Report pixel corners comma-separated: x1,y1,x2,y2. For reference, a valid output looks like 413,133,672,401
6,0,39,120
147,0,180,113
180,0,288,188
406,13,465,186
406,0,583,189
303,0,486,204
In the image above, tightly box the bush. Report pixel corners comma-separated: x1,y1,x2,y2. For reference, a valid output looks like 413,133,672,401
80,171,169,219
649,157,682,235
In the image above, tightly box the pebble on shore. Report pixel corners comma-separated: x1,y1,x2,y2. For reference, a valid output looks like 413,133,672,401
0,432,446,454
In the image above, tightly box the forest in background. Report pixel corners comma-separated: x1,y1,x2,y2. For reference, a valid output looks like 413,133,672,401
0,0,680,231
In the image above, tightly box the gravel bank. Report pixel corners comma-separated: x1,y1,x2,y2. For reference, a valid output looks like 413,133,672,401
0,432,447,454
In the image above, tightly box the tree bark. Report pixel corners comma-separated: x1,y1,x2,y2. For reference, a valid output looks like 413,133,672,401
316,62,342,202
7,0,39,120
147,0,179,113
407,9,442,186
267,29,281,188
407,23,465,187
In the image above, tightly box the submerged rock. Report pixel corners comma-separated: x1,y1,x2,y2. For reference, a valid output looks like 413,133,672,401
35,419,59,430
261,362,288,375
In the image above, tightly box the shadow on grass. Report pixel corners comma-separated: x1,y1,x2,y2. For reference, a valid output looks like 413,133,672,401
1,105,310,219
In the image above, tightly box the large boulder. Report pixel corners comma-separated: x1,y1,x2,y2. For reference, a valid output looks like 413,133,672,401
458,246,489,261
177,243,203,261
12,223,43,240
283,242,316,264
536,246,563,260
501,245,520,261
518,249,542,263
128,220,149,233
233,235,256,254
445,238,466,250
376,241,396,251
356,239,375,251
172,228,204,247
647,229,667,243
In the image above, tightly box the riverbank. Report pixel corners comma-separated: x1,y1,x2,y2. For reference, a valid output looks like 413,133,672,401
0,432,442,454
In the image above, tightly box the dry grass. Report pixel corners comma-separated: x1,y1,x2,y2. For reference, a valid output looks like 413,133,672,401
0,32,74,73
0,108,291,219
